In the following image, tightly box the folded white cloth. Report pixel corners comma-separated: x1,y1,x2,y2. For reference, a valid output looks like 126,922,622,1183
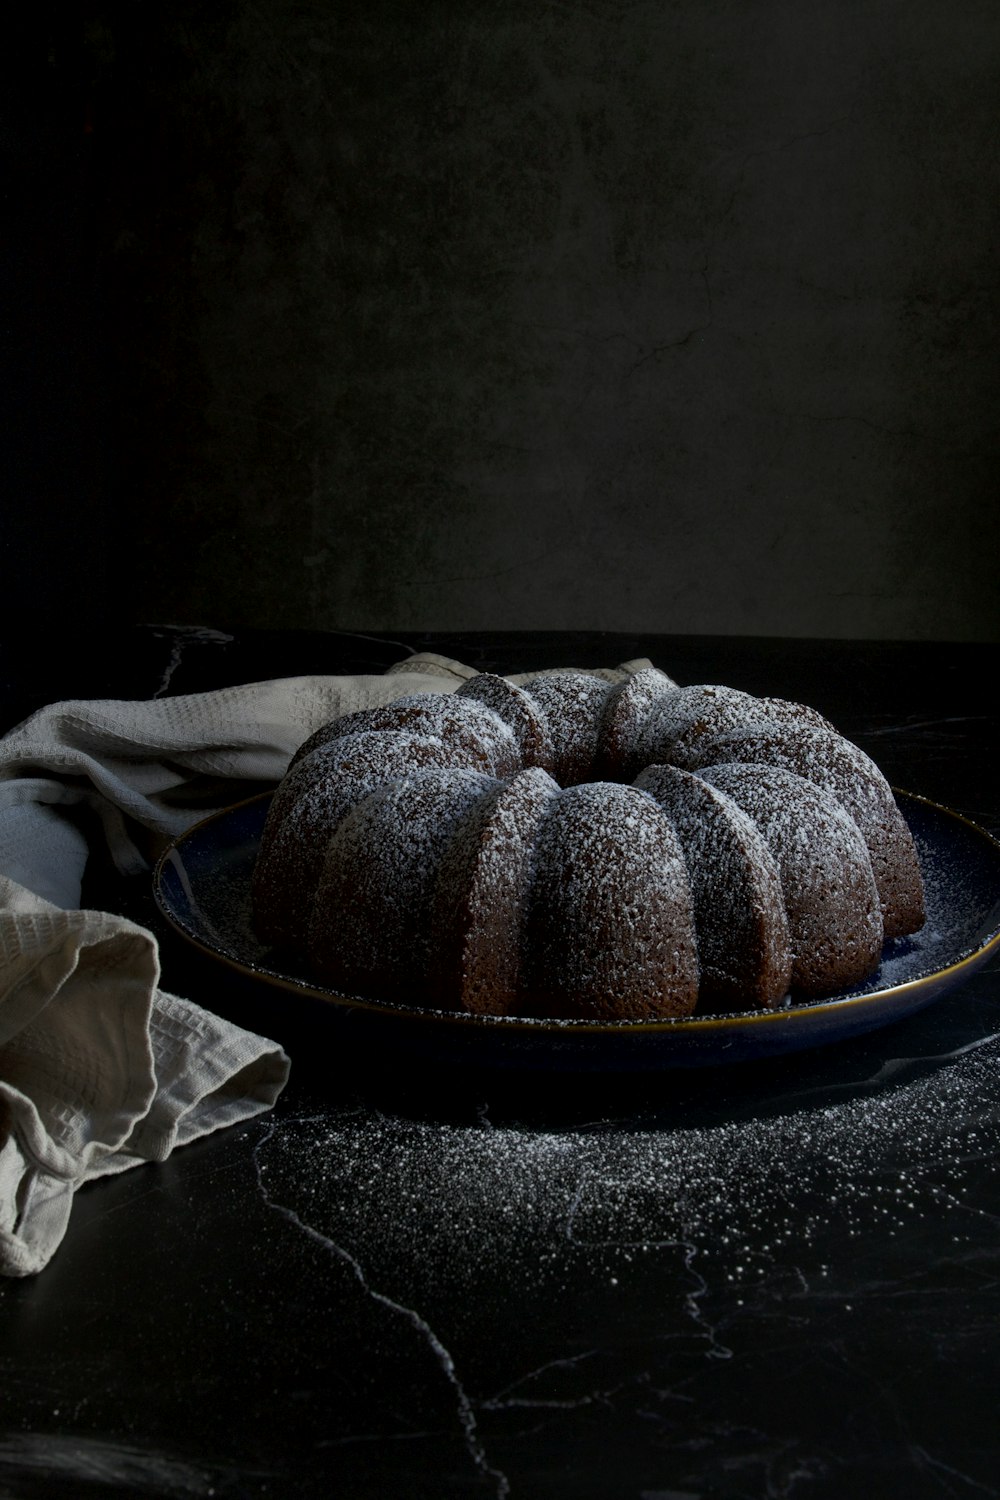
0,650,483,1276
0,651,651,1276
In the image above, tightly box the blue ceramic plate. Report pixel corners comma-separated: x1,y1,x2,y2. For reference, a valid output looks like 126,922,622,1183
153,791,1000,1071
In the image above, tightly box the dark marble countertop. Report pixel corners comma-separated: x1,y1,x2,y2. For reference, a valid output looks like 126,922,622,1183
2,627,999,1500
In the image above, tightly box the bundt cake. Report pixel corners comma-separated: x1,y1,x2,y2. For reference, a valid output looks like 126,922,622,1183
251,666,925,1021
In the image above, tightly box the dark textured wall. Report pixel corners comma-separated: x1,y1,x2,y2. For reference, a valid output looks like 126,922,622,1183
12,3,1000,640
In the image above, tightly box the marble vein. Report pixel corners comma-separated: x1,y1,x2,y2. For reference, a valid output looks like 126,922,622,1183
912,1445,1000,1497
149,625,235,698
250,1119,510,1499
481,1351,610,1412
565,1168,733,1362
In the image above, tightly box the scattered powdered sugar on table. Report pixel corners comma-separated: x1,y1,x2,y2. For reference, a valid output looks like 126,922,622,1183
248,1018,1000,1497
257,1027,1000,1298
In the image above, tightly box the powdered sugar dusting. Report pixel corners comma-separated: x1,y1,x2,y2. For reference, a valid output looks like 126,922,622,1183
256,1022,1000,1316
429,767,561,1015
522,673,616,787
526,783,699,1019
635,764,791,1009
703,763,883,995
310,768,500,1002
306,694,521,778
253,729,456,946
456,673,554,773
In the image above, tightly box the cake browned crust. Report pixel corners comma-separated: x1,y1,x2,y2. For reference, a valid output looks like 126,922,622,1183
252,667,926,1020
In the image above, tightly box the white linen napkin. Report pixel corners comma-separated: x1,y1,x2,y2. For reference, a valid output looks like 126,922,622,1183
0,651,650,1276
0,651,476,1277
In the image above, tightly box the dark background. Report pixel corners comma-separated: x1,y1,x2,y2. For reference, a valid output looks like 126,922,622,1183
4,2,999,647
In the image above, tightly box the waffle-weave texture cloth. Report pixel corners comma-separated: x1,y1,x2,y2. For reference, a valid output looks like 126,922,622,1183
0,652,650,1275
